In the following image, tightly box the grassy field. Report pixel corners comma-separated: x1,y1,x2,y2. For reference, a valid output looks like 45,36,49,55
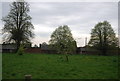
2,53,118,79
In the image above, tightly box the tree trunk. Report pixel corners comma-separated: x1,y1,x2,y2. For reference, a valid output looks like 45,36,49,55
102,47,107,56
16,40,21,53
65,54,69,62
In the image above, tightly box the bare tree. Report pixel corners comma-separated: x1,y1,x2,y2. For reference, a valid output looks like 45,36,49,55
2,0,34,51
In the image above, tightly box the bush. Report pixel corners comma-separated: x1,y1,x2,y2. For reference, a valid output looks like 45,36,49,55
17,44,24,55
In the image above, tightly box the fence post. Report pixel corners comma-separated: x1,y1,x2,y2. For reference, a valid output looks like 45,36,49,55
25,75,32,81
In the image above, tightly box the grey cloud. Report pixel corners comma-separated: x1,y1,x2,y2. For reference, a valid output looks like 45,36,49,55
29,2,117,27
35,32,50,37
2,2,10,17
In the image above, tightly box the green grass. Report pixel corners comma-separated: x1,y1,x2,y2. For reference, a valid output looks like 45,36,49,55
2,53,118,79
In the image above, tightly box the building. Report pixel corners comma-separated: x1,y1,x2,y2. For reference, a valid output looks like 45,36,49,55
25,43,56,54
1,43,17,53
1,43,31,53
76,47,86,54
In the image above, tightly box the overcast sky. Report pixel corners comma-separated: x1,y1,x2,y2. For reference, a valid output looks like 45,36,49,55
0,0,119,47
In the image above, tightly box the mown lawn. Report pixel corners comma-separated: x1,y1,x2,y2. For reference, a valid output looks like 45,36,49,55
2,53,118,79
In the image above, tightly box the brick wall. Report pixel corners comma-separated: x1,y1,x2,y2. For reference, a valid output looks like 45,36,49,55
25,48,42,53
24,48,57,54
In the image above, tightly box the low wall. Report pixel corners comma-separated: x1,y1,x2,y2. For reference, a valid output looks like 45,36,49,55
24,48,57,54
25,47,120,55
25,48,42,53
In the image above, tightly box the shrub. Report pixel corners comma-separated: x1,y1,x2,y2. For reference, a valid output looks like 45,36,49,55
17,44,24,55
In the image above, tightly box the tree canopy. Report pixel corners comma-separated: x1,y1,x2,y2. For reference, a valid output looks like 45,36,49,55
88,21,118,55
2,0,34,50
49,25,77,54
